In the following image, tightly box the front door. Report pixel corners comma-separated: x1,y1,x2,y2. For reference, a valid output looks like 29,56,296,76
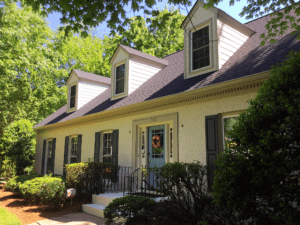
148,125,165,190
149,125,165,168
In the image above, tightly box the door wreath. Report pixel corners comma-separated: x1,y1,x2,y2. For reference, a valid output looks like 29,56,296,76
152,135,161,148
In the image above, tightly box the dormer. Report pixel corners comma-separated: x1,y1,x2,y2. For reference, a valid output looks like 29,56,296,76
66,69,111,113
110,45,168,101
180,1,255,79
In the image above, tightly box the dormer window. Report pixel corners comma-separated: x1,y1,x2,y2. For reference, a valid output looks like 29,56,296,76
70,85,76,109
115,64,125,95
192,26,210,70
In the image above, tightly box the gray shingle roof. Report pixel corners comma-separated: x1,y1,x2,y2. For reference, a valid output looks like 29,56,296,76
73,69,111,85
34,12,300,129
119,44,168,66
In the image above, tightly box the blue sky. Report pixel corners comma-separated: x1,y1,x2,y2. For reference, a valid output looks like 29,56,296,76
47,0,249,36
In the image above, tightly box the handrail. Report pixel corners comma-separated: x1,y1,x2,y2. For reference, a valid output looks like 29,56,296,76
126,167,140,177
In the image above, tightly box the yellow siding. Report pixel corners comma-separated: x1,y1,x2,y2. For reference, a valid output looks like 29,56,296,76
35,90,257,175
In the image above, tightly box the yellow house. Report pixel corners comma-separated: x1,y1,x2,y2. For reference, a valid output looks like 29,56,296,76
33,1,299,213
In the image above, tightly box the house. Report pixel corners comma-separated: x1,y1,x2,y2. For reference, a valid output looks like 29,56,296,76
34,1,299,196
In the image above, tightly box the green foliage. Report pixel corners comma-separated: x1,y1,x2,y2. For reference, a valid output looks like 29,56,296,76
22,0,191,36
65,162,86,188
149,161,241,225
0,206,21,225
205,0,300,45
104,195,156,225
0,2,67,138
24,165,36,175
0,156,16,180
19,176,66,210
0,119,36,175
5,174,41,192
213,51,300,224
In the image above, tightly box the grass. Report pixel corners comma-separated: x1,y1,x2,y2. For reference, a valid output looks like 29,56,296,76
0,206,21,225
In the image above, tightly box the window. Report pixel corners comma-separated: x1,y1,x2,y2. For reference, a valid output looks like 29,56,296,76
70,85,76,109
46,140,52,173
70,137,78,163
170,128,173,158
223,117,238,149
103,133,113,163
192,26,210,70
115,64,125,95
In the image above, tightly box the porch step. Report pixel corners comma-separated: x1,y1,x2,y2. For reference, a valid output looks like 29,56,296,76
82,203,106,218
92,193,124,206
82,193,126,220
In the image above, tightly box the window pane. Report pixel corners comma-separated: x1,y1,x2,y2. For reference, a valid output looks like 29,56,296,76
71,85,76,97
116,64,125,80
223,117,238,148
116,79,124,94
103,133,113,156
71,137,78,157
70,157,77,164
192,26,210,70
70,96,75,108
47,141,52,158
103,157,112,164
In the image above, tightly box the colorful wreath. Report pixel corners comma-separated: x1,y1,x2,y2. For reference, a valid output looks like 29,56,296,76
152,135,161,148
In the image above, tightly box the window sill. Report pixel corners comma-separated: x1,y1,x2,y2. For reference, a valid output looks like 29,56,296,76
67,107,77,113
111,91,127,101
186,64,216,79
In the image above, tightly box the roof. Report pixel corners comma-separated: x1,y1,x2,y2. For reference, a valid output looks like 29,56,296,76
34,11,300,129
117,44,168,66
73,69,111,85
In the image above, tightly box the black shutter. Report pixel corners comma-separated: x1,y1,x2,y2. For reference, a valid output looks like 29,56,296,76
94,132,101,162
77,134,82,163
205,115,219,191
41,140,46,175
112,130,119,182
51,138,56,174
63,136,69,176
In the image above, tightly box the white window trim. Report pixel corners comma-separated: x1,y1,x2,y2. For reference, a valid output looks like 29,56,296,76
69,135,78,164
111,59,128,101
190,23,212,73
101,131,113,163
67,82,78,113
185,17,219,79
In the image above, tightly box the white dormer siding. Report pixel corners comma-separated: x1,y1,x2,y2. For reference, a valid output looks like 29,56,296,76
181,1,254,79
217,20,249,69
128,56,164,95
182,4,219,79
66,70,111,113
77,80,109,109
110,45,167,101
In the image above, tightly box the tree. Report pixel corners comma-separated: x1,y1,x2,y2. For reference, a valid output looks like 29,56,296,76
20,0,300,44
0,2,67,139
0,119,36,175
213,50,300,224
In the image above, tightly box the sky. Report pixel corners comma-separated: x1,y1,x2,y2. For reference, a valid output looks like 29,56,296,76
46,0,249,37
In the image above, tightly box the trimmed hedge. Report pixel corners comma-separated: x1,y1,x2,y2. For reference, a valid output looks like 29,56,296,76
5,174,40,192
19,176,66,210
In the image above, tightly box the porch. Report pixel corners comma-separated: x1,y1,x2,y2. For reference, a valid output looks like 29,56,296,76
80,165,168,219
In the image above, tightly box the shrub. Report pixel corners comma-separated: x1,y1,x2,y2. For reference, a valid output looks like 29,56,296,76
0,119,36,175
0,156,16,180
19,176,66,210
65,162,86,188
213,51,300,224
0,206,21,225
104,195,156,225
150,162,241,225
5,174,40,192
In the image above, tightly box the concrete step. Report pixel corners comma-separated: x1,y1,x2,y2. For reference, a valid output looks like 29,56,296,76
92,192,125,206
82,203,106,218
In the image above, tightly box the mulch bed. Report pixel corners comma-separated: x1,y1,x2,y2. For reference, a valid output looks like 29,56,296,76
0,183,91,225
